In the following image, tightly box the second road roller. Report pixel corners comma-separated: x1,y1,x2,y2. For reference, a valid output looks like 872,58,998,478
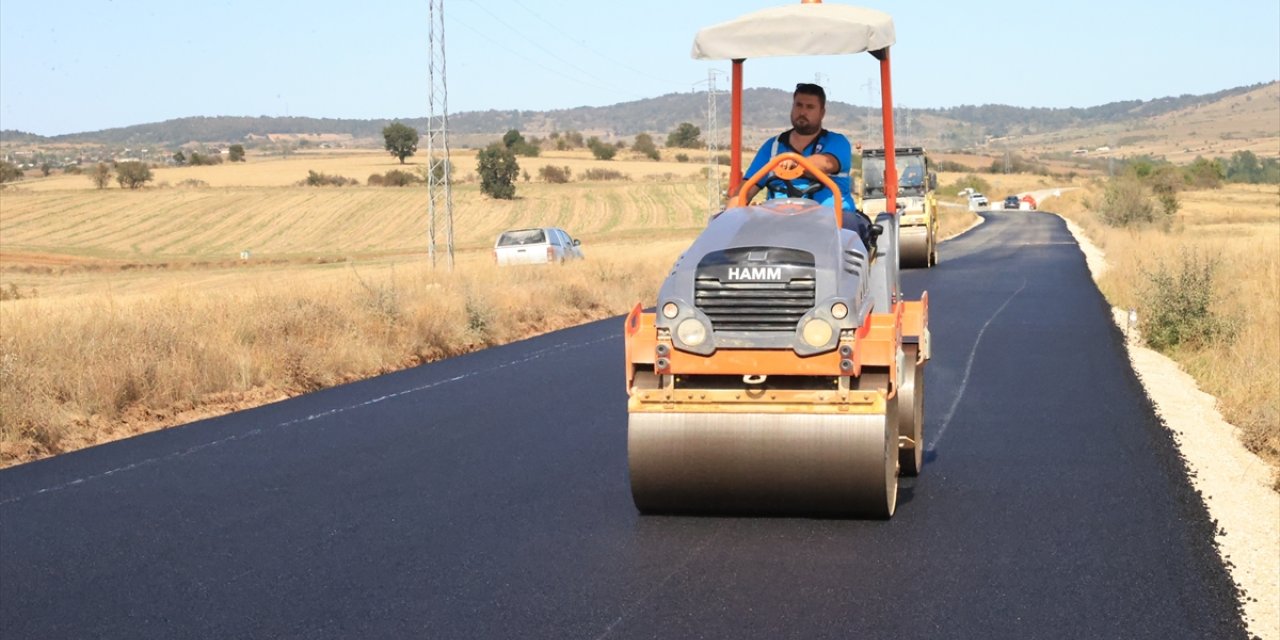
624,1,930,518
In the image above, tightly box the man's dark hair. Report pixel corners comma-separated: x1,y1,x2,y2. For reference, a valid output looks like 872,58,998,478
794,83,826,108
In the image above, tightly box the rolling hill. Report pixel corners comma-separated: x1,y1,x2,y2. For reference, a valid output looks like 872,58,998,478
2,81,1276,161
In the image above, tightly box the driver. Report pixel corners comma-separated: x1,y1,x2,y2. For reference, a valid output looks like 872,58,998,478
733,83,866,238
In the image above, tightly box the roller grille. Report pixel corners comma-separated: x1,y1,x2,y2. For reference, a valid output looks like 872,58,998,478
695,277,816,332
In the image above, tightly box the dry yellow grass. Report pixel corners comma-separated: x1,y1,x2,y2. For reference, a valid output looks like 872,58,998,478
1056,183,1280,472
0,239,695,465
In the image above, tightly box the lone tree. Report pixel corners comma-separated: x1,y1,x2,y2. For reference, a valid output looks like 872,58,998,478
228,144,246,162
633,133,659,160
666,122,702,149
172,150,187,166
115,161,153,189
586,136,617,161
0,160,23,183
90,162,112,189
382,122,419,164
476,142,519,199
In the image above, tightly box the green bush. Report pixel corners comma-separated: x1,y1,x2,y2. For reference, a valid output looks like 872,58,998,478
632,133,660,160
477,143,519,199
1138,250,1236,351
587,137,616,161
538,165,571,184
381,169,421,187
300,170,358,187
0,160,24,183
581,168,628,181
115,161,153,189
1097,176,1158,228
675,153,689,163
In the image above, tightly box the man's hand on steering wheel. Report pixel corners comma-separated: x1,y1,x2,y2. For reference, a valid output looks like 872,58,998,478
762,156,828,200
764,174,824,200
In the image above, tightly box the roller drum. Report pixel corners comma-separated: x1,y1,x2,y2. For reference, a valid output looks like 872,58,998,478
900,227,931,269
629,411,898,518
898,344,925,476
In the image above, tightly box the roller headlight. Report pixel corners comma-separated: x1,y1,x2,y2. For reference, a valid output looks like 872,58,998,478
676,318,708,346
831,302,849,320
802,318,833,347
661,302,679,319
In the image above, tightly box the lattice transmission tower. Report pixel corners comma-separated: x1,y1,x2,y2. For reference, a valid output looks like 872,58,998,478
702,69,726,216
427,0,454,269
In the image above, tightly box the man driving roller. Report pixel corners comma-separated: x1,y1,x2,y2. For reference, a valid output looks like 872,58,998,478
733,83,866,238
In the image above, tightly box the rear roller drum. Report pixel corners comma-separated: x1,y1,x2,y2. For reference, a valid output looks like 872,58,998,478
898,344,925,476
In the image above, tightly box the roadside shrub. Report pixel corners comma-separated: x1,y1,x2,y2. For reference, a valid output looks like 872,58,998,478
580,168,628,181
1096,175,1163,228
675,153,689,163
300,170,359,187
1138,250,1237,351
538,165,572,184
367,173,385,186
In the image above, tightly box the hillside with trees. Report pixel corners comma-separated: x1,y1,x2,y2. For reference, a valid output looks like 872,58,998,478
1,82,1274,158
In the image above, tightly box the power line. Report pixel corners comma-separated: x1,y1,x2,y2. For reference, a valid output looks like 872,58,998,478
508,0,689,91
458,0,645,101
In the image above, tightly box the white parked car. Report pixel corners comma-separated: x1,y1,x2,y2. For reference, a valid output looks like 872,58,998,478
968,192,989,211
493,227,584,266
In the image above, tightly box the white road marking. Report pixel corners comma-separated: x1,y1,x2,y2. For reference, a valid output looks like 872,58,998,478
926,278,1027,453
0,334,620,507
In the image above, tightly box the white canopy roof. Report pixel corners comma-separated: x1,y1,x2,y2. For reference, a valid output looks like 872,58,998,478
691,4,895,60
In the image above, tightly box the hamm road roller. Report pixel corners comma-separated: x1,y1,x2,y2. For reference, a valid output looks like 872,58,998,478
624,1,930,518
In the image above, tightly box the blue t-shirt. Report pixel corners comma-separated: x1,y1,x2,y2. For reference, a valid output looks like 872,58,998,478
744,129,854,210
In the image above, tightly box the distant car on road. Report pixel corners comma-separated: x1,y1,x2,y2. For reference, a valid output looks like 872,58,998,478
1004,195,1021,210
493,227,583,266
968,192,988,210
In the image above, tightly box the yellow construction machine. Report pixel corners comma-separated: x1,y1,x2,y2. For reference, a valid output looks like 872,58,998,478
860,146,939,268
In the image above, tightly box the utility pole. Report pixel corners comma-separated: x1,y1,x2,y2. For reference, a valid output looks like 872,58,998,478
427,0,454,269
698,69,726,217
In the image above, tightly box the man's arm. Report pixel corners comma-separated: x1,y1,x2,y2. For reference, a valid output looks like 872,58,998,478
730,140,774,203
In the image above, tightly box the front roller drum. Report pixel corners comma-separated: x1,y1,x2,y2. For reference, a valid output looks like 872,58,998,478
629,412,898,518
900,227,932,269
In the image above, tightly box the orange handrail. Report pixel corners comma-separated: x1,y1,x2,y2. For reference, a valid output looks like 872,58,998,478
731,151,844,230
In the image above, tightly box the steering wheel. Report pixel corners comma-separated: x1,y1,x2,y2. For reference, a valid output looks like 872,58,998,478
764,175,825,200
762,159,824,200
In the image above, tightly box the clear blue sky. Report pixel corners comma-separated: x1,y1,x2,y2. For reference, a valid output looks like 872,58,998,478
2,0,1277,136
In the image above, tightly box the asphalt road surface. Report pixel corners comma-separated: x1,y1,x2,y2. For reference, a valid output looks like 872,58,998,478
0,210,1246,639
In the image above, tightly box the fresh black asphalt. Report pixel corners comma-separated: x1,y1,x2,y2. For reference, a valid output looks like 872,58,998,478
0,210,1246,639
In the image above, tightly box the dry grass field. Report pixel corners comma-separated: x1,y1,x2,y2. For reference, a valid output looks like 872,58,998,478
1054,183,1280,475
0,149,733,464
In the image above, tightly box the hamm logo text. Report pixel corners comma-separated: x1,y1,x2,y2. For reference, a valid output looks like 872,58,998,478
727,267,782,281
